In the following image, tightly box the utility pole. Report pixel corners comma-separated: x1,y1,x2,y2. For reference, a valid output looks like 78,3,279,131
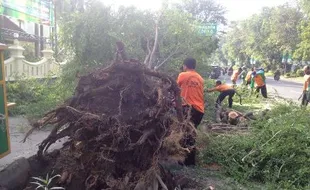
40,24,44,54
35,23,40,57
0,16,3,43
54,0,58,55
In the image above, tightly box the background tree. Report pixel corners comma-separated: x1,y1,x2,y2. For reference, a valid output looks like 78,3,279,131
58,0,223,77
222,21,249,65
175,0,227,25
221,4,303,69
294,0,310,61
54,0,93,15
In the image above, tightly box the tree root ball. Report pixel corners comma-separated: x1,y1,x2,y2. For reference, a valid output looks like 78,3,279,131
25,60,195,190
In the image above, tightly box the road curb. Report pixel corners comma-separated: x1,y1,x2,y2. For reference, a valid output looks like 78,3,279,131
0,158,30,190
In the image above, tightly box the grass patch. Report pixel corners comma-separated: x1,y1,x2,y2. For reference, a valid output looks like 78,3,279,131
282,76,304,82
265,71,274,77
199,102,310,189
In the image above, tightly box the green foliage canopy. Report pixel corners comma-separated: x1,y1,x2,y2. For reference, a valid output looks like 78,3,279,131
57,0,223,79
221,4,303,66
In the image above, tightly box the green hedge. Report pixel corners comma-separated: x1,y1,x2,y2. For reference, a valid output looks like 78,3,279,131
296,69,304,77
6,78,74,119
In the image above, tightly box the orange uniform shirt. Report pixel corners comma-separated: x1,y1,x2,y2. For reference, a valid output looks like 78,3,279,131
303,74,310,91
231,71,239,82
177,70,204,113
215,84,233,92
245,71,252,82
254,75,265,87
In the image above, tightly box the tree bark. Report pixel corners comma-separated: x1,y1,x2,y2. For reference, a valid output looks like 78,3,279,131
148,22,159,69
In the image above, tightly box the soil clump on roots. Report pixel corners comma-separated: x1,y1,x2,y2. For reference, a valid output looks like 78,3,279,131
24,56,196,189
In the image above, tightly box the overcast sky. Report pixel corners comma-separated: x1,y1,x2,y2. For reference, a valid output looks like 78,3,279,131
103,0,296,21
219,0,296,21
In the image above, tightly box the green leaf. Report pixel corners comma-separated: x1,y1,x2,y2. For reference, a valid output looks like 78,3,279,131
48,174,61,185
32,177,48,184
30,182,45,190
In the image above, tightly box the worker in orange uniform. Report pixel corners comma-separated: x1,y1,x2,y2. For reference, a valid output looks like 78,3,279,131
231,68,243,85
207,80,236,108
245,68,255,85
250,68,267,98
177,57,205,127
177,58,204,166
301,66,310,106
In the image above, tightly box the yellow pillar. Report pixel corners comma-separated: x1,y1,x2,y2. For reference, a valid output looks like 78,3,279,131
0,43,10,158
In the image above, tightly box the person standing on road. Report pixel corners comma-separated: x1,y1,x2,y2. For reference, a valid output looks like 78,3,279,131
231,67,243,85
301,66,310,106
177,57,205,127
240,66,248,85
207,80,236,108
245,68,255,86
251,68,267,98
274,69,281,81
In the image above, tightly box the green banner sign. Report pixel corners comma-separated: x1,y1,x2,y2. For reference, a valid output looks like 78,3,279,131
198,23,217,36
0,45,10,158
0,0,54,26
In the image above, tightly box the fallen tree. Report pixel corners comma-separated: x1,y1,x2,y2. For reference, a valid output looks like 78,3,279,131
200,106,256,134
23,43,196,190
217,107,255,125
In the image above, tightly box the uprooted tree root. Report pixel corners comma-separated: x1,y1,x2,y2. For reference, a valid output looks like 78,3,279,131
24,60,196,190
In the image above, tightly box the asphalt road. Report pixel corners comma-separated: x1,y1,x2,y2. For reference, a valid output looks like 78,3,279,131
219,75,303,102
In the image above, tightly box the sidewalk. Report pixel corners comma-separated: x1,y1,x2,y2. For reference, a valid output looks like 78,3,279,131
0,117,63,170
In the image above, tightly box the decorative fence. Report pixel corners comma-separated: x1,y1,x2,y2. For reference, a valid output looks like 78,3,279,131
4,39,66,81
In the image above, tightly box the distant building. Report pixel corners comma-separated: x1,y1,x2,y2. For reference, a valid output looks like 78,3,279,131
0,0,55,55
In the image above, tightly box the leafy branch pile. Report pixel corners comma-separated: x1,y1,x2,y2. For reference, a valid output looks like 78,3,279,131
24,58,196,190
201,103,310,189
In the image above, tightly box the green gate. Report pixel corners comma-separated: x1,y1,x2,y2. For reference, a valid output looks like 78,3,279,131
0,43,10,159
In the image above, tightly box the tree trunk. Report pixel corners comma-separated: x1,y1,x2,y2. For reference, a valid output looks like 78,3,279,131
148,23,159,69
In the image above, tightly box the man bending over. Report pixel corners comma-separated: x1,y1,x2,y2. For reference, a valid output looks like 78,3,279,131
207,80,235,108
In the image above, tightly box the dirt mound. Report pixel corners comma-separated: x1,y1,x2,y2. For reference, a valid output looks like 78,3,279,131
24,57,196,189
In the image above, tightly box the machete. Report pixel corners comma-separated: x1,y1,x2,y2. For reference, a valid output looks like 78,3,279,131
298,92,305,101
